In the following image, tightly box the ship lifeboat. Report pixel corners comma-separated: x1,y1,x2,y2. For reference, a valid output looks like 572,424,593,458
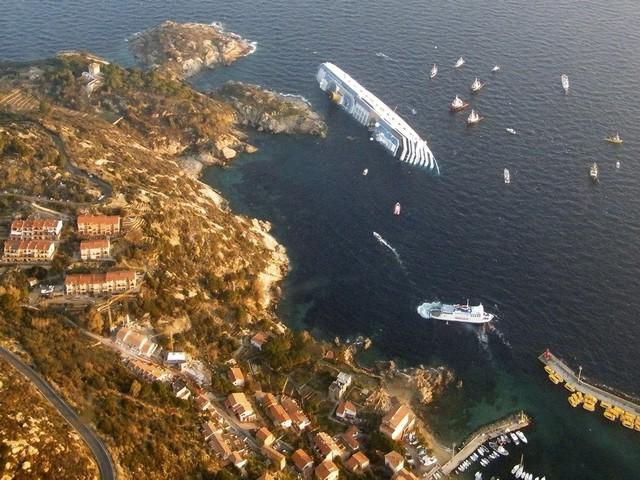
329,90,342,103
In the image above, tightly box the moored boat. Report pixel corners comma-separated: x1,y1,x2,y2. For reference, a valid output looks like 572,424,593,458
430,64,438,79
516,431,528,444
467,109,484,125
561,74,569,93
454,56,465,68
471,77,485,92
450,95,470,111
510,432,520,445
605,132,623,144
417,300,494,324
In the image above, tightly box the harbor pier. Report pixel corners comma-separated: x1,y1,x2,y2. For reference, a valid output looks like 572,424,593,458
426,411,530,478
539,350,640,431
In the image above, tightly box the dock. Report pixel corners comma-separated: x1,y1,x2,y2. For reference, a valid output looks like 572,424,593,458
539,350,640,430
426,411,530,478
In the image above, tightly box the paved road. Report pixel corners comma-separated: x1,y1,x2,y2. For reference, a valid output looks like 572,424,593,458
0,347,117,480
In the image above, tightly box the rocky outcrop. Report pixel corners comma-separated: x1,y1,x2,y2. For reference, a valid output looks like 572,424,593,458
411,366,456,405
128,20,254,80
215,81,328,137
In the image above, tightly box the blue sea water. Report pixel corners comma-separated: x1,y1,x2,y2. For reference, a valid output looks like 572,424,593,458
2,1,640,478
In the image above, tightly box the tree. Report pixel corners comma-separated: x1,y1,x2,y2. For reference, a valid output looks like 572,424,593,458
129,380,142,398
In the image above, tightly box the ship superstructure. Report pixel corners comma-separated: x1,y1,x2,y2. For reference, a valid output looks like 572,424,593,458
317,62,439,172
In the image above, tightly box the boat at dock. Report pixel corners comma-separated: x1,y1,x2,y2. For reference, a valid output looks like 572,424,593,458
454,56,465,68
516,431,528,444
417,300,494,324
430,64,438,78
450,95,470,111
510,432,520,445
561,74,569,93
467,109,484,125
605,132,623,144
471,77,485,92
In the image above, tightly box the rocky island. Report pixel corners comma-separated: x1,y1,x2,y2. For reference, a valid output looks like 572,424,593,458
0,21,464,480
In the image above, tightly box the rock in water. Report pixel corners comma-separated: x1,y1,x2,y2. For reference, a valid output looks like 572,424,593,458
128,20,254,80
215,81,328,137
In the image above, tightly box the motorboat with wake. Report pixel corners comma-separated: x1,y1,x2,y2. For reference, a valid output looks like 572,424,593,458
605,132,623,144
506,128,517,135
492,65,501,72
417,300,494,324
504,168,511,184
467,109,484,125
430,64,438,78
471,77,485,92
590,162,599,181
454,56,465,68
450,95,470,111
561,74,569,93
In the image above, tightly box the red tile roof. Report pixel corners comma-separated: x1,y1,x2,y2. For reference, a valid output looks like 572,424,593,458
77,215,120,225
80,238,110,249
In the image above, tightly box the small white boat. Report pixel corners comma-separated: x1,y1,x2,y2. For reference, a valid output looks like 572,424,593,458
492,65,501,72
454,56,465,68
515,465,524,478
497,445,509,456
430,64,438,79
477,447,485,456
561,74,569,93
511,464,520,474
471,453,479,461
471,77,485,92
516,431,528,444
480,459,489,467
450,95,470,111
475,472,483,480
467,109,483,125
590,162,599,181
616,160,621,169
510,432,520,445
506,128,517,135
362,168,368,176
393,202,401,215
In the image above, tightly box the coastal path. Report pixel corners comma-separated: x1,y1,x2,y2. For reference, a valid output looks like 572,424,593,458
539,350,640,416
0,346,117,480
430,411,530,478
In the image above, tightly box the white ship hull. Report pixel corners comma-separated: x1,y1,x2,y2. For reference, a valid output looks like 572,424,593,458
417,301,494,324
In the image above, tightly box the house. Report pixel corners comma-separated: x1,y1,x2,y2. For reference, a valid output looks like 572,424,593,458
261,446,286,471
267,403,292,429
255,427,275,447
291,449,314,475
225,392,256,422
80,238,110,260
392,469,420,480
64,270,137,296
172,380,191,400
77,215,121,237
250,331,270,350
281,396,311,431
228,367,245,387
258,392,278,408
180,361,211,386
314,459,339,480
341,425,361,452
336,400,357,421
195,394,212,412
126,359,171,383
380,404,416,441
2,240,56,263
384,451,404,473
10,218,62,239
328,372,352,401
209,433,232,459
344,452,370,474
202,421,221,440
230,451,247,469
115,327,158,357
314,432,342,461
164,351,188,365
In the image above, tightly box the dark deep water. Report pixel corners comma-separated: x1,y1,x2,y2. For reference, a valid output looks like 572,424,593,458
3,0,640,478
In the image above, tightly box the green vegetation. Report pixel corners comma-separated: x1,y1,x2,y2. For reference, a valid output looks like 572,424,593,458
263,330,314,371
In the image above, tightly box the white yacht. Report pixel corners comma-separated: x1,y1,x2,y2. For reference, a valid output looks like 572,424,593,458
454,56,465,68
590,162,599,181
417,300,494,324
516,431,528,444
492,65,501,72
430,64,438,78
561,74,569,93
504,168,511,184
471,77,485,92
450,95,470,111
467,109,483,125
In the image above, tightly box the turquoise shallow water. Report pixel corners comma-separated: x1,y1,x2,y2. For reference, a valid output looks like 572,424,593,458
3,0,640,477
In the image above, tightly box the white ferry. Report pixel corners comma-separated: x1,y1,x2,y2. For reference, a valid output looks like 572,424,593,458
417,300,494,324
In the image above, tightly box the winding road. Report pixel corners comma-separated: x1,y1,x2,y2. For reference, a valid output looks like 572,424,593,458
0,346,117,480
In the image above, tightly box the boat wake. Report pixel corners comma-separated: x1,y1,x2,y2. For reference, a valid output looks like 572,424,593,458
485,317,512,349
373,231,404,268
375,52,394,60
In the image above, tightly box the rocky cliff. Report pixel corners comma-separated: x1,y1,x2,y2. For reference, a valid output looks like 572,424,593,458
128,20,254,80
216,81,328,137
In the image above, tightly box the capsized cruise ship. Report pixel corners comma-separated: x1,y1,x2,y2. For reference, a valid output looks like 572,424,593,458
417,301,494,324
317,62,439,173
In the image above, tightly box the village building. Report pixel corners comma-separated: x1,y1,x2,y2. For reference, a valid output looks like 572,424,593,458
336,400,357,421
344,451,370,474
291,449,314,475
261,446,286,471
202,421,222,441
10,218,62,239
341,425,361,452
380,404,416,441
281,396,311,431
328,372,352,401
64,270,137,296
180,360,211,386
250,331,270,350
385,451,405,473
80,238,110,260
392,469,420,480
126,359,172,383
164,351,188,365
115,327,158,357
314,432,342,461
2,240,56,263
77,215,121,237
230,451,247,469
209,433,232,459
314,459,339,480
267,403,292,429
228,367,245,387
172,380,191,400
255,427,275,447
225,392,256,422
195,394,212,412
